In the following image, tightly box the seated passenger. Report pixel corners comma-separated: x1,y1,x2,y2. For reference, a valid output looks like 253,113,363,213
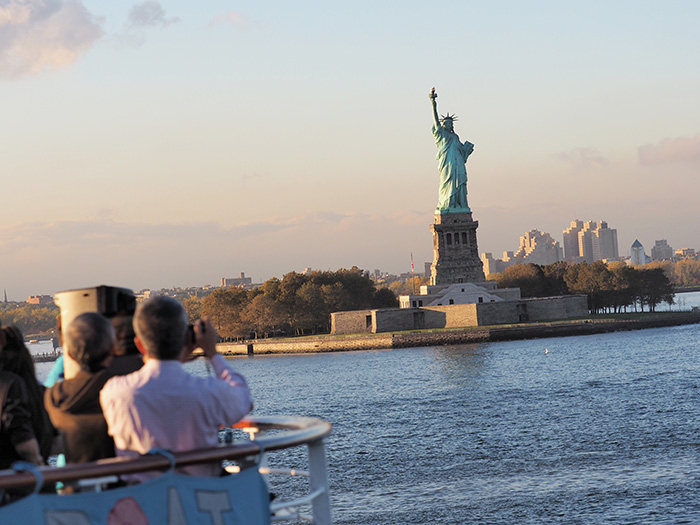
44,313,116,464
100,296,253,482
0,325,55,469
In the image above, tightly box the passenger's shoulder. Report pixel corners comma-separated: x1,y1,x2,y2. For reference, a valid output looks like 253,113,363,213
101,368,140,394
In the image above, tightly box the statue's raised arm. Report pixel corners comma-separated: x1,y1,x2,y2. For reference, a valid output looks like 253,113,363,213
429,87,440,129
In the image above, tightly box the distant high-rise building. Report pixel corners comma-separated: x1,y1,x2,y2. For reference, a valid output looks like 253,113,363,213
562,220,584,262
591,221,619,261
675,247,696,259
480,251,515,276
26,295,53,305
481,230,562,276
629,240,649,266
564,219,618,263
651,239,674,261
220,272,252,288
512,229,563,266
578,221,598,263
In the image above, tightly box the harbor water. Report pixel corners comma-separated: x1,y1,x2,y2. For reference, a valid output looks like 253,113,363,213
31,293,700,524
207,324,700,524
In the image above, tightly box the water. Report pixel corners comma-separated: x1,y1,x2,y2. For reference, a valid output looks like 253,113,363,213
191,323,699,524
31,292,700,523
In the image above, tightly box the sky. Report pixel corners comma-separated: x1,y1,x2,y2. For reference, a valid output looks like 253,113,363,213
1,0,700,300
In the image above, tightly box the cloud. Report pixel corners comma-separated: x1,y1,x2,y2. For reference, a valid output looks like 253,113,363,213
554,147,609,173
638,134,700,165
208,11,252,29
113,1,179,46
127,1,179,28
0,0,103,77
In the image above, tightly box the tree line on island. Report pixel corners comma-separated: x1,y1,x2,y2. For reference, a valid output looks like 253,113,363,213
493,261,675,314
3,259,698,338
185,268,397,339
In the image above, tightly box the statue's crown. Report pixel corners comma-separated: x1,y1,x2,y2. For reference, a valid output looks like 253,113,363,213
440,112,458,122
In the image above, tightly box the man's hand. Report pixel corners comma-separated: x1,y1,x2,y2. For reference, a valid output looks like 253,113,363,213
194,317,218,359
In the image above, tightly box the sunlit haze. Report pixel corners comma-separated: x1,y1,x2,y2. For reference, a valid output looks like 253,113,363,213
2,1,699,300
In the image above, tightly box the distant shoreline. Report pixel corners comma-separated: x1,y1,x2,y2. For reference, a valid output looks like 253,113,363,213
217,311,700,356
30,311,700,363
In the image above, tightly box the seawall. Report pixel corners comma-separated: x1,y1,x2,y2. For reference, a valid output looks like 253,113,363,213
216,312,700,356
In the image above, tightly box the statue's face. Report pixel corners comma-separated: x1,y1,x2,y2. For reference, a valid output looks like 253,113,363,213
443,119,454,131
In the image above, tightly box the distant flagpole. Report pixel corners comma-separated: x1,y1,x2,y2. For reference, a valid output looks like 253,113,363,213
411,253,416,295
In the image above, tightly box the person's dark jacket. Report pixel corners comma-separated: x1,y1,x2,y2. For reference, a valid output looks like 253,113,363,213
44,369,114,464
0,372,37,470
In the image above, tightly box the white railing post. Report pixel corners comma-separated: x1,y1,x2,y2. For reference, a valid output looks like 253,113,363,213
307,439,332,525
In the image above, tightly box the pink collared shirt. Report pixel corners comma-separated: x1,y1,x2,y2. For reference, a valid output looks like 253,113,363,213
100,354,252,481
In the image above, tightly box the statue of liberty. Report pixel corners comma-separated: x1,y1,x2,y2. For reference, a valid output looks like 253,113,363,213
430,88,474,213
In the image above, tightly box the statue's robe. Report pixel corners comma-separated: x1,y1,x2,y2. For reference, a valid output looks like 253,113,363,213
432,123,473,213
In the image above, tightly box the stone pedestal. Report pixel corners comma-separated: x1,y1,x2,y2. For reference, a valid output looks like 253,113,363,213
430,212,485,285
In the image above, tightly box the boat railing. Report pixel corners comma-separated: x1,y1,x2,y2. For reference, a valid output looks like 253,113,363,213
0,415,332,524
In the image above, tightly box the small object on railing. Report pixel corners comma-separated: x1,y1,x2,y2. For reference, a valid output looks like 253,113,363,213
10,462,44,495
241,427,259,440
146,448,177,473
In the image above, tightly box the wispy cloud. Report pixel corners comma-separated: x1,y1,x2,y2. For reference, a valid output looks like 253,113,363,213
0,0,103,77
127,1,179,28
554,147,609,173
638,134,700,165
115,1,179,46
208,10,253,29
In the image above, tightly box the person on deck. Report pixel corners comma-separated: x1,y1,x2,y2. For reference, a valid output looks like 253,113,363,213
100,295,253,482
44,313,117,464
0,325,55,469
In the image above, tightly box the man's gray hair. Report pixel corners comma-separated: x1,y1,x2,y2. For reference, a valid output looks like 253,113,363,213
66,312,115,372
133,295,187,360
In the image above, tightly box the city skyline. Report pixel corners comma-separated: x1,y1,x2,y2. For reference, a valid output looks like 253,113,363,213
2,1,700,300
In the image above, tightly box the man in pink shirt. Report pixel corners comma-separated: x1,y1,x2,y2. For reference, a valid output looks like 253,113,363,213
100,296,253,482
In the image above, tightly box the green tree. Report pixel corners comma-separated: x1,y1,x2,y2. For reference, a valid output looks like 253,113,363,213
565,261,613,313
496,264,548,298
0,303,59,335
200,287,250,339
674,259,700,287
241,293,285,339
372,287,398,308
542,261,570,296
638,268,674,312
388,276,430,297
608,262,637,313
645,260,676,286
182,296,202,323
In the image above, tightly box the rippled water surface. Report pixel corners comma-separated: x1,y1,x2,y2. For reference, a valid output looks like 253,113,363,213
184,321,700,524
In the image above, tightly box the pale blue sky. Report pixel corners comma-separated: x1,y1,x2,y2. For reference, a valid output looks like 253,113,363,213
2,1,699,300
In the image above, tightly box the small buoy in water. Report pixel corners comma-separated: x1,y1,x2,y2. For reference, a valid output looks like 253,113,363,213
545,348,549,354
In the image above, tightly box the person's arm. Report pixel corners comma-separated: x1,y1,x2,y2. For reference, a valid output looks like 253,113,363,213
194,318,253,417
194,317,219,361
6,378,44,464
14,437,44,465
430,87,441,129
